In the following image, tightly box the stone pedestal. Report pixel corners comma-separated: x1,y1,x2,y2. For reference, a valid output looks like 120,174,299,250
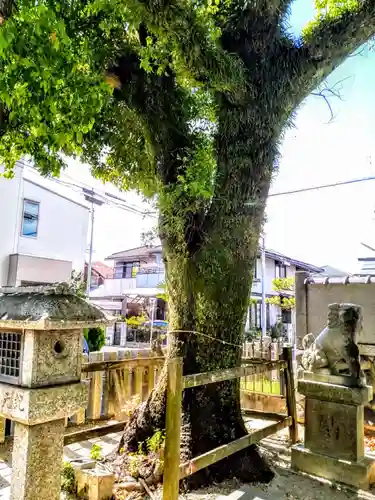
0,381,89,500
0,284,110,500
292,377,375,489
11,419,65,500
76,468,115,500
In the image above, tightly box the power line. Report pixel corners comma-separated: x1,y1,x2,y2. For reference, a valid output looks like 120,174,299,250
269,175,375,197
24,161,375,211
25,164,156,218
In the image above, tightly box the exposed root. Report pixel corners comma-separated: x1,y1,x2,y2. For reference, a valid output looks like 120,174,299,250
112,369,274,493
114,407,273,493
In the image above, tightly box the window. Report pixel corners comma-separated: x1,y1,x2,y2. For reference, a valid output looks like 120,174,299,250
253,259,259,280
114,261,140,278
282,309,292,324
22,200,39,237
249,301,262,329
275,262,287,279
124,262,139,278
249,301,270,330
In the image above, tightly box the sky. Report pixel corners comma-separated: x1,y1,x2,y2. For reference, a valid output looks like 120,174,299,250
31,0,375,273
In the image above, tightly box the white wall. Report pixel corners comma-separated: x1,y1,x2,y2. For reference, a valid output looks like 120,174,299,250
0,165,24,285
251,258,296,296
18,179,89,272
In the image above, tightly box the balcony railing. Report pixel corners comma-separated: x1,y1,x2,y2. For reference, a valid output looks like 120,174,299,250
102,277,136,295
136,268,165,288
137,266,164,275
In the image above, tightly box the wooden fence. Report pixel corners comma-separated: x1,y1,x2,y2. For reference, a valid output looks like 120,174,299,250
70,338,286,432
0,339,289,445
163,345,298,500
241,338,288,413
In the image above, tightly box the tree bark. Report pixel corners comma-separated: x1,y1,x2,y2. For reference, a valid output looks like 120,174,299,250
119,158,274,486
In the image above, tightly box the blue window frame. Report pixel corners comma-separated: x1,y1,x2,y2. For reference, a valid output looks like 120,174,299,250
22,199,39,237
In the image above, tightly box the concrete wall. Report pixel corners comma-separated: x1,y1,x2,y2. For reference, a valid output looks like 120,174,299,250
7,254,73,286
0,165,24,286
0,165,89,286
19,179,89,272
295,271,375,347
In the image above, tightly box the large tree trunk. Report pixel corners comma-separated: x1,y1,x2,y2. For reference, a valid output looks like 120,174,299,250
116,67,278,486
119,186,274,486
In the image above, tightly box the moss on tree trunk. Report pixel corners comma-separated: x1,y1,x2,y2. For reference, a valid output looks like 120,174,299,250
119,202,274,486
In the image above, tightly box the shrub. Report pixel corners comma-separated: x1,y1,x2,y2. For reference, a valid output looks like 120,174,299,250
61,462,76,494
90,444,102,461
83,327,105,352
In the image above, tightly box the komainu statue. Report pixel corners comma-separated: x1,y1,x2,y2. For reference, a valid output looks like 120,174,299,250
301,303,365,386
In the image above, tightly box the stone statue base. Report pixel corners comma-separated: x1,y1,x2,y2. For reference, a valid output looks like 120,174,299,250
291,376,375,489
302,370,364,388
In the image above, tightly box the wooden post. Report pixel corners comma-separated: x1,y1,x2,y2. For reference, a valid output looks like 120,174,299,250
283,346,298,443
103,351,118,418
87,352,104,420
147,363,156,397
71,353,89,425
163,357,183,500
0,418,6,444
135,366,145,401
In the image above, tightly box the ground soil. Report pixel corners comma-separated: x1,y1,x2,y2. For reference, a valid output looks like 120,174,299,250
115,426,375,500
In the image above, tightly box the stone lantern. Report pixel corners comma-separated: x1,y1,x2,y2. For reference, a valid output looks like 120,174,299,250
0,283,109,500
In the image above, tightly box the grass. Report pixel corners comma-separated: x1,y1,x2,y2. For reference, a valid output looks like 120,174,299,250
240,377,281,395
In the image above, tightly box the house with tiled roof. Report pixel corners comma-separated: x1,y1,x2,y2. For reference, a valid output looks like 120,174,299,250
89,244,322,346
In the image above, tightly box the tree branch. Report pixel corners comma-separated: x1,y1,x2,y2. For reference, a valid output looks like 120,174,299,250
300,0,375,85
137,0,245,92
0,0,14,19
310,76,348,123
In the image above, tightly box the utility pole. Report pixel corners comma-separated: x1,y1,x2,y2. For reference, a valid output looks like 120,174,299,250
261,234,267,337
149,297,157,348
83,189,104,296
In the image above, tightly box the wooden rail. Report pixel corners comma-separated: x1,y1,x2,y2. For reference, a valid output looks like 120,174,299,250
162,345,298,500
0,338,288,443
184,361,286,389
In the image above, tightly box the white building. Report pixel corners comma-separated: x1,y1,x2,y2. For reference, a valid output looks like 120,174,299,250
0,162,89,286
90,245,322,337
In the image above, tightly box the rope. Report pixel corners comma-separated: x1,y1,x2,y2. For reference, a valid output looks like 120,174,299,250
168,329,246,349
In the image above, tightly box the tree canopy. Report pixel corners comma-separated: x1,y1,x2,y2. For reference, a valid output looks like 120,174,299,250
1,0,374,196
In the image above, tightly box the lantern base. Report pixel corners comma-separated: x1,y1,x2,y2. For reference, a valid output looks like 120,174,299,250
11,418,65,500
0,381,88,425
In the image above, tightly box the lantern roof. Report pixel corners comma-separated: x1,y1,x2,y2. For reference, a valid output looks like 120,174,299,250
0,283,110,330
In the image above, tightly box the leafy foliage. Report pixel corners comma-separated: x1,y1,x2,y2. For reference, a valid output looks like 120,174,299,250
156,281,168,302
83,326,105,352
0,0,373,214
146,429,165,454
272,277,295,292
265,278,296,310
90,443,103,461
125,315,147,327
61,462,76,494
141,227,158,247
266,295,296,310
69,270,86,298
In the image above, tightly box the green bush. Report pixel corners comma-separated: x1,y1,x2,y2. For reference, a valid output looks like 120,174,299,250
268,321,285,339
90,444,102,461
244,329,261,342
83,327,105,352
61,462,76,494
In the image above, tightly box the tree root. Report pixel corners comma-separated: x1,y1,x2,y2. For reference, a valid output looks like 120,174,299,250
115,396,274,491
